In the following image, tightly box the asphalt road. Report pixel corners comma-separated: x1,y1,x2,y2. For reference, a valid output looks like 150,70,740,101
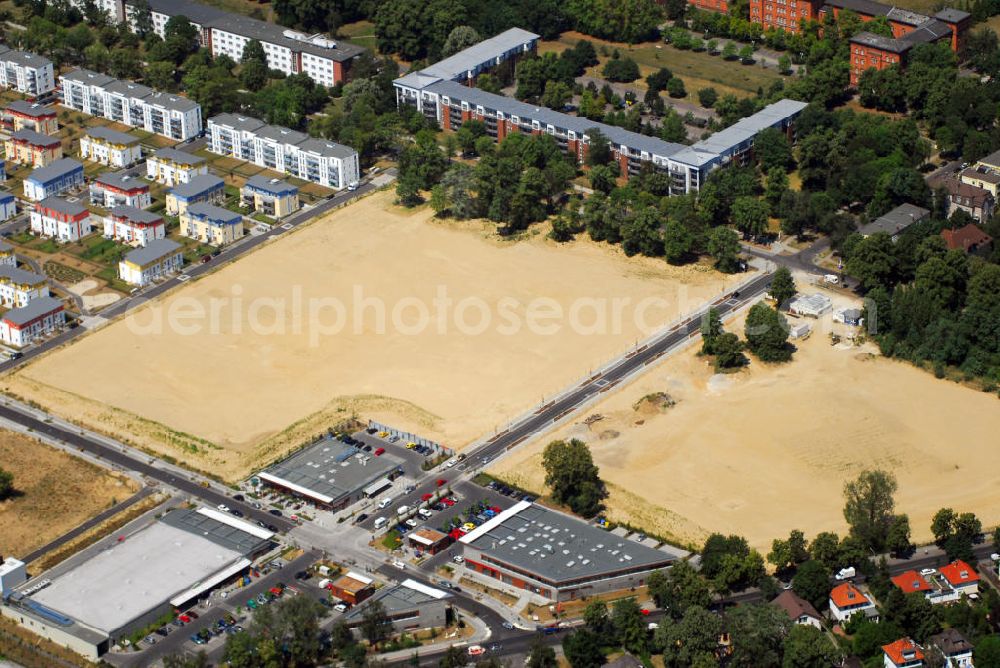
0,401,294,534
0,178,381,374
468,270,775,466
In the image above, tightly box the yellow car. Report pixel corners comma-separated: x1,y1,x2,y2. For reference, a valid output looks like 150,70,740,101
379,431,389,438
406,442,417,449
463,522,477,532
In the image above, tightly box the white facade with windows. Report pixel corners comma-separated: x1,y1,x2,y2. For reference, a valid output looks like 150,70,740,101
0,45,55,96
61,69,202,141
0,266,48,308
80,127,142,168
208,114,359,190
0,296,64,347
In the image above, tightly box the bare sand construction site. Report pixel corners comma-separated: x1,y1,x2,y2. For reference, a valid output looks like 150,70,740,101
489,310,1000,551
3,192,726,480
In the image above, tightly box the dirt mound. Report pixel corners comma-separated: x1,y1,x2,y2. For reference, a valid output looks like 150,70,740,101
632,392,676,415
598,429,620,440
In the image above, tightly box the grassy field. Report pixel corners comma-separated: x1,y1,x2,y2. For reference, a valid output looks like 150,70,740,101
339,21,378,52
0,430,137,559
541,32,785,99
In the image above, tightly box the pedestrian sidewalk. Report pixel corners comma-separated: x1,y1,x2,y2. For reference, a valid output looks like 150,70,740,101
375,613,491,663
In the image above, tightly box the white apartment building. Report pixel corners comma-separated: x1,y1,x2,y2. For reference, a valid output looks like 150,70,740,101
89,172,151,209
30,197,93,243
61,69,202,141
102,206,165,247
80,126,142,168
0,44,55,96
119,0,363,87
68,0,125,22
208,113,359,190
118,238,183,287
0,266,48,308
146,148,208,186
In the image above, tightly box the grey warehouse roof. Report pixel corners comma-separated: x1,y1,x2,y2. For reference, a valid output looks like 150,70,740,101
38,196,87,217
85,126,140,145
344,580,449,622
260,437,401,505
2,296,63,326
123,238,181,266
422,28,540,81
159,507,271,554
461,501,674,584
861,202,930,236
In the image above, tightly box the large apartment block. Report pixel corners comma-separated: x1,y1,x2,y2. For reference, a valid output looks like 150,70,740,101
89,0,366,87
60,69,202,141
0,44,55,96
396,70,806,193
208,114,359,190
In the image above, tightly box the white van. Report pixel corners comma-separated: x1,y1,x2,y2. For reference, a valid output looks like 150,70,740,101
418,508,433,519
373,517,388,529
397,505,410,516
377,497,393,510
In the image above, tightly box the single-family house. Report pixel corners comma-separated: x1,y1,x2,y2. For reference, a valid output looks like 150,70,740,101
928,628,973,668
0,265,48,307
118,238,183,287
0,296,64,347
891,570,933,596
941,224,993,254
89,171,151,209
883,638,924,668
79,126,142,168
830,582,877,623
29,197,91,243
165,174,225,215
241,175,300,219
929,174,994,222
771,590,822,629
939,560,979,597
23,158,84,201
4,128,62,167
103,206,165,247
4,100,58,134
179,202,243,246
146,148,207,186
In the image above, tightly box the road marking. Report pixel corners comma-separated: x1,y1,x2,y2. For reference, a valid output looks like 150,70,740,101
177,274,191,282
281,223,293,230
594,379,610,388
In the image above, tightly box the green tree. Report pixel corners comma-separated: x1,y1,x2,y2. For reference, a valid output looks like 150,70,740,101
701,306,723,354
666,77,687,98
842,469,898,551
846,232,897,292
777,54,792,75
782,624,841,668
722,41,738,60
765,167,789,208
442,26,481,57
647,561,712,619
144,61,176,91
602,56,641,82
583,600,610,635
792,560,832,611
808,532,841,572
744,303,791,362
706,227,742,273
975,635,1000,666
886,514,912,556
562,628,604,668
566,0,663,43
755,127,793,172
732,196,769,238
727,603,791,668
360,599,392,647
654,606,721,667
589,163,619,194
769,266,796,308
585,128,612,166
109,49,141,79
527,637,558,668
241,39,267,66
0,467,14,500
163,652,209,668
698,87,718,108
542,439,607,517
611,598,647,654
663,218,694,264
439,645,466,668
713,333,745,370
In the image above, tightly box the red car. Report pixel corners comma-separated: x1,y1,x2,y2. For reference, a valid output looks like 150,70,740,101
436,478,447,487
441,497,456,507
421,493,433,501
374,447,385,456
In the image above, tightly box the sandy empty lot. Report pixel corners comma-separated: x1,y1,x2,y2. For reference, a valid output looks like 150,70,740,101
0,430,136,558
5,192,725,480
489,307,1000,551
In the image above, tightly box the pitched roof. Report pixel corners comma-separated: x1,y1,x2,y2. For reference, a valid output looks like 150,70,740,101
935,7,971,22
891,570,932,594
122,238,181,267
184,202,241,224
927,174,993,205
771,589,821,622
882,638,924,666
929,628,973,656
244,174,298,196
938,559,979,586
860,203,930,236
941,224,993,252
0,265,46,285
2,295,63,326
421,28,540,81
829,582,871,609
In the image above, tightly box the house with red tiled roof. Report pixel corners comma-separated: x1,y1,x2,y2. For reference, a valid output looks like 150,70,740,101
939,560,979,597
830,582,877,622
883,637,924,668
891,570,932,595
941,223,993,254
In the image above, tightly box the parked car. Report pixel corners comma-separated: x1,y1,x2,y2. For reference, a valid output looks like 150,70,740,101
217,504,230,513
334,602,348,613
354,513,370,524
405,518,418,528
269,508,282,516
374,447,385,456
453,555,465,564
191,634,206,645
377,497,393,510
467,645,485,656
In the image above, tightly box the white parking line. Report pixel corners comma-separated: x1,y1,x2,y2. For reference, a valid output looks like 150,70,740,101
280,223,293,230
177,274,191,282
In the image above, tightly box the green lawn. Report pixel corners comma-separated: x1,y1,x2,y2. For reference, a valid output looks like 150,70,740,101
339,21,377,51
72,236,129,265
544,34,785,99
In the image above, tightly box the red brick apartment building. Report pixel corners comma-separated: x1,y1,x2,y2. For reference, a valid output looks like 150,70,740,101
749,0,824,33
